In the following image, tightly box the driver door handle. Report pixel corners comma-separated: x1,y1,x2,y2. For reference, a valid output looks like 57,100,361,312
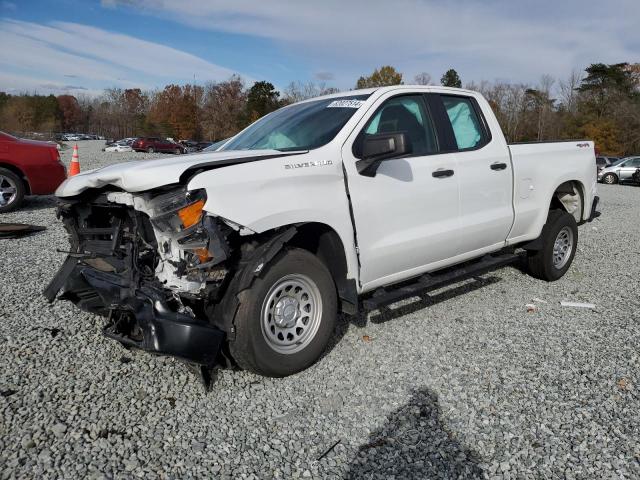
491,162,508,171
432,169,454,178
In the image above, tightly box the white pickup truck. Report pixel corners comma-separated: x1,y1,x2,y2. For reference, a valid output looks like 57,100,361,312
45,86,599,379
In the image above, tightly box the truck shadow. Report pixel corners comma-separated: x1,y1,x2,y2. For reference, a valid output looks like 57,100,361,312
362,275,502,325
321,275,501,363
346,387,483,479
18,195,58,212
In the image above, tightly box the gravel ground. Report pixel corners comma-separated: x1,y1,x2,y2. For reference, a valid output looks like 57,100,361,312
1,140,639,479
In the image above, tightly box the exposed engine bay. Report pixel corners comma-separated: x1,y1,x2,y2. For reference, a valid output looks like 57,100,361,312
44,186,243,367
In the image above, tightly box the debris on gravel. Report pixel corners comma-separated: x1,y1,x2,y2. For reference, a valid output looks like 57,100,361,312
1,141,639,478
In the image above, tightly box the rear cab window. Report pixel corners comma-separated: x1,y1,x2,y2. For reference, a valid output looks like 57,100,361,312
440,95,487,150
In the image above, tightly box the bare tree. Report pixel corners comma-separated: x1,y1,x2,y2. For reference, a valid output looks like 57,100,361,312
558,69,582,113
413,72,432,85
282,81,338,103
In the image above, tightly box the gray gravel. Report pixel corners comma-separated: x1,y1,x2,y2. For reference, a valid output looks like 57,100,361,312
1,140,639,479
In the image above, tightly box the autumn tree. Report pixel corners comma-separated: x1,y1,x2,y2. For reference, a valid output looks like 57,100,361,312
57,95,81,131
148,84,202,139
356,66,403,89
201,75,247,141
440,69,462,88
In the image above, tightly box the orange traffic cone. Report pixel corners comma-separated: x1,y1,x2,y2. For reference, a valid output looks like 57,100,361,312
69,144,80,176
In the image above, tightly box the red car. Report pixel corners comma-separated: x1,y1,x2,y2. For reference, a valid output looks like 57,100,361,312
132,137,186,154
0,132,67,213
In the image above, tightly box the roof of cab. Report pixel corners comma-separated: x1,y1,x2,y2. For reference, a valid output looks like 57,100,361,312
293,85,479,106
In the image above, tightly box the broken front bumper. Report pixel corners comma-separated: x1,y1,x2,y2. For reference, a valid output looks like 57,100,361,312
46,261,225,366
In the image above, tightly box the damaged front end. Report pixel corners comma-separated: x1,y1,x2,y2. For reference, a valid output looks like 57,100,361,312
44,186,234,367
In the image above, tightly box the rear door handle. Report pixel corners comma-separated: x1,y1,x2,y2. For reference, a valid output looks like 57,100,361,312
432,169,454,178
490,162,508,171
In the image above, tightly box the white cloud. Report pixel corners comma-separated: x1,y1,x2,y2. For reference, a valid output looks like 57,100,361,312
103,0,639,85
0,19,249,95
0,72,103,96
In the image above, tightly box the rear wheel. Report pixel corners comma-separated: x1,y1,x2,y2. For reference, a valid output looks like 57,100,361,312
602,173,617,184
147,147,155,153
526,209,578,281
0,168,25,213
228,248,337,377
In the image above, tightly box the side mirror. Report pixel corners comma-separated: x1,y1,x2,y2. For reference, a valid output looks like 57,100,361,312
355,132,412,177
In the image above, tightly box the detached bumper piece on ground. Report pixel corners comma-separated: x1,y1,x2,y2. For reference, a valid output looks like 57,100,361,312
43,195,226,370
0,223,46,239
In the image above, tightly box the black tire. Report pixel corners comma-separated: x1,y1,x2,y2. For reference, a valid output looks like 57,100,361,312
147,147,154,153
602,173,617,185
0,168,25,213
526,209,578,281
228,248,337,377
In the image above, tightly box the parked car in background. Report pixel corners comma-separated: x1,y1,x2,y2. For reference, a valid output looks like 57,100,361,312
0,131,67,212
132,137,186,154
105,137,138,148
596,156,619,173
598,157,640,184
103,144,133,152
180,140,214,153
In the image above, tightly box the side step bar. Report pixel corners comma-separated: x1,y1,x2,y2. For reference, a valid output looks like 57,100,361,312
361,253,520,311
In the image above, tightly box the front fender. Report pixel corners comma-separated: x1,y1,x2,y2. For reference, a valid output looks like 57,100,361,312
187,156,360,282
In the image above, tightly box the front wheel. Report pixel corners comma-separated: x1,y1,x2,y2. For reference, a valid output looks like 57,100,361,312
0,168,25,213
174,148,182,155
602,173,617,184
526,209,578,281
229,248,337,377
146,147,155,153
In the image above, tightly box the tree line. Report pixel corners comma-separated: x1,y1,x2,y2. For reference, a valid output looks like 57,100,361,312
0,63,638,155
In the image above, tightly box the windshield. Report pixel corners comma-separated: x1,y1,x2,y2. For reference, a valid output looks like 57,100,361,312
202,138,229,152
222,94,370,151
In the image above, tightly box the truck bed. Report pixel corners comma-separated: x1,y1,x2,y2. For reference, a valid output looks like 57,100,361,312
506,140,597,245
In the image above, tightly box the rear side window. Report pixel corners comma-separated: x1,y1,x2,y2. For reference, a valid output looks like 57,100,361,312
362,95,438,155
441,96,485,150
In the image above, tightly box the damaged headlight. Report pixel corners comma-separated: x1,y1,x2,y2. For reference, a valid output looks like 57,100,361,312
146,188,207,233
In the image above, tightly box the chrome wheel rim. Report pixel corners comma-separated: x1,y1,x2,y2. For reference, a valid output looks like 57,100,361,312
261,274,322,354
553,226,574,269
0,175,17,207
604,174,615,184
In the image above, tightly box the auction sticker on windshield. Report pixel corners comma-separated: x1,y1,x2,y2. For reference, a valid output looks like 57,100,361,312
327,99,364,108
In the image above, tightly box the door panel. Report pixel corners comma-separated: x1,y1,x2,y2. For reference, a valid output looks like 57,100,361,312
437,95,513,253
341,93,460,287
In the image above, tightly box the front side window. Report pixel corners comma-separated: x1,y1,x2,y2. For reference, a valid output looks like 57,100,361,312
362,95,438,155
222,94,370,152
441,96,484,150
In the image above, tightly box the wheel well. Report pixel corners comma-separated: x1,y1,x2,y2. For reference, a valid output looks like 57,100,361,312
288,222,358,314
551,180,584,222
0,163,30,194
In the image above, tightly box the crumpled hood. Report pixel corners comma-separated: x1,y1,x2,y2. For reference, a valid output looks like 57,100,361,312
55,149,301,197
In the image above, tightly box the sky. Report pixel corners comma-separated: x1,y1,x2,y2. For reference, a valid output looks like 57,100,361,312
0,0,638,97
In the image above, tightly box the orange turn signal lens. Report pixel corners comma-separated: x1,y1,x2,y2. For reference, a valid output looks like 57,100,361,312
178,199,205,229
194,247,211,262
